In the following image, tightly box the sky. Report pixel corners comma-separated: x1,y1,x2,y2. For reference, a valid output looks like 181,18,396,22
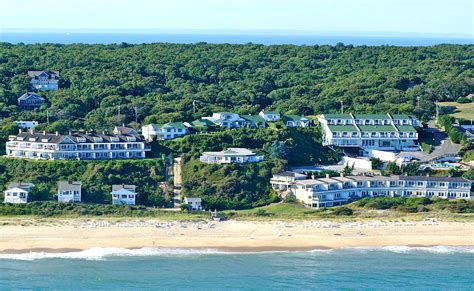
0,0,472,37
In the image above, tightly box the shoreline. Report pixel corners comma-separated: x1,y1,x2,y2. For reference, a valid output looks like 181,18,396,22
1,219,473,254
1,244,473,255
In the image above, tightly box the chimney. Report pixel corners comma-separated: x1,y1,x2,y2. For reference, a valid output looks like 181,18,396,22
340,172,344,177
29,128,34,134
55,131,59,136
68,131,72,135
43,131,46,135
426,173,430,177
311,174,316,179
19,129,22,134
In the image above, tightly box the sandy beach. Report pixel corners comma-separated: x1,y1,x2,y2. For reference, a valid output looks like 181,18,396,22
0,218,473,253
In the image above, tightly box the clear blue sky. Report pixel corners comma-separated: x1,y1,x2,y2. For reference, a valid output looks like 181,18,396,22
1,0,472,36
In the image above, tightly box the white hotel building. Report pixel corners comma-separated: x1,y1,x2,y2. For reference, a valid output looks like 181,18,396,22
290,174,472,208
318,113,420,151
6,131,150,160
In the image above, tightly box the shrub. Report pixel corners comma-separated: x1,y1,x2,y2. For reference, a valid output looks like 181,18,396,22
331,206,353,216
457,97,472,103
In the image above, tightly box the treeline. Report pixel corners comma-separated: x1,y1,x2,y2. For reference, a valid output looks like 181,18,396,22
0,43,472,132
354,197,474,213
0,157,170,206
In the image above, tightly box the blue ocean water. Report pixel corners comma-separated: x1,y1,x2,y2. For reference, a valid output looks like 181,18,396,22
1,32,472,46
0,246,473,290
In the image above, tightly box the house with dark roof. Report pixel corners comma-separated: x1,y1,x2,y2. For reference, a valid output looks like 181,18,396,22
6,130,150,160
28,71,59,90
17,92,46,110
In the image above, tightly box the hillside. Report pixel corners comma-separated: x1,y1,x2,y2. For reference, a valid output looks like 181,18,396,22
0,43,472,132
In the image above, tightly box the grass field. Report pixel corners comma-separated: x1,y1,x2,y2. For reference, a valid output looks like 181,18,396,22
438,101,474,120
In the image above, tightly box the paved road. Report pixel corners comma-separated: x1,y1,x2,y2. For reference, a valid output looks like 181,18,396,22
421,120,461,162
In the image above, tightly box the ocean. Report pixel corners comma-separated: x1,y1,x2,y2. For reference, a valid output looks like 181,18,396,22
1,33,473,46
1,246,473,289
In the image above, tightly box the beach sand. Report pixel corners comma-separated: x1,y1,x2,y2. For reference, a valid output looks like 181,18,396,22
0,219,473,253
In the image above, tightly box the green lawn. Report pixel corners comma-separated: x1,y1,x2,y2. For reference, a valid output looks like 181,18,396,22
438,102,474,120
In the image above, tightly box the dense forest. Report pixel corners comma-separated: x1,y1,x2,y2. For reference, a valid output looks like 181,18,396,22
0,43,472,132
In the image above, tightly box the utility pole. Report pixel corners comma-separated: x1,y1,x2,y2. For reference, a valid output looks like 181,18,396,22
133,106,138,123
340,100,344,114
435,99,439,122
46,109,50,124
193,99,197,114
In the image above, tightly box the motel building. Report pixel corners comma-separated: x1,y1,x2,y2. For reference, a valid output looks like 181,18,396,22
290,174,472,209
318,113,420,151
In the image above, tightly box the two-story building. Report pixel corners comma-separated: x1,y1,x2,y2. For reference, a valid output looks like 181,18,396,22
6,130,150,160
202,112,246,128
200,148,264,164
111,184,137,205
141,122,189,141
318,113,420,151
291,174,472,208
28,71,59,91
184,197,202,211
3,182,35,204
17,92,46,110
57,181,82,203
270,171,307,191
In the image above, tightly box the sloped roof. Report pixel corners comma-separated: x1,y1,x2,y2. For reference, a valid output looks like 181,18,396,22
261,111,280,115
111,188,136,195
353,114,391,120
4,187,29,193
10,132,145,144
191,119,216,128
396,125,417,133
283,115,309,122
28,71,59,78
328,124,358,132
321,114,353,119
162,122,188,130
8,182,35,190
358,125,397,132
241,115,266,123
202,148,258,157
18,92,45,101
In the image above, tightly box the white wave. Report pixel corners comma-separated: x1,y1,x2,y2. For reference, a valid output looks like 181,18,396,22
1,245,472,261
0,247,226,261
345,246,474,254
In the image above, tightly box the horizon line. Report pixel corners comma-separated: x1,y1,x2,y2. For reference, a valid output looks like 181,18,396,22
2,28,473,39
